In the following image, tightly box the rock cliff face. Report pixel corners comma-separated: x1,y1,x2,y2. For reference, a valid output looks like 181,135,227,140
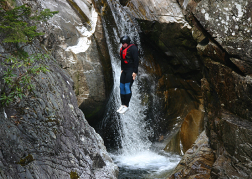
0,47,118,178
34,0,113,125
0,0,117,178
178,0,252,178
168,131,214,179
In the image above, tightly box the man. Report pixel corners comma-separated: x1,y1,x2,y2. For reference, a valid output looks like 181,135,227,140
117,35,139,114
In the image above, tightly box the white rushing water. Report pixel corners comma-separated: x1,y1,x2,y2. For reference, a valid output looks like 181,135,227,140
100,0,181,177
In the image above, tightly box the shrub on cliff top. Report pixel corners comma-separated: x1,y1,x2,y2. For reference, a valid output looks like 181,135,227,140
0,0,58,106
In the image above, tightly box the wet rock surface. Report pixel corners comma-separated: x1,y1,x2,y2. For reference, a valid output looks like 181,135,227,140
121,0,252,178
177,0,252,177
168,131,214,179
180,106,204,153
120,0,204,148
203,58,252,121
209,110,252,178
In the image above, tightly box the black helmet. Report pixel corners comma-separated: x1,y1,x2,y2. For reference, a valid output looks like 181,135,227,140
120,36,130,44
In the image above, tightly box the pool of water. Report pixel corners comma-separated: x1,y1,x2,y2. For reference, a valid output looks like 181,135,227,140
110,150,181,179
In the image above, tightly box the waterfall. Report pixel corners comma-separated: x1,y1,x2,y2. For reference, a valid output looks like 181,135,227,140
98,0,181,177
101,6,152,155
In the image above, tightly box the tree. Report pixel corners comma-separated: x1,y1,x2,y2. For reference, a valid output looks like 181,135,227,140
0,0,58,106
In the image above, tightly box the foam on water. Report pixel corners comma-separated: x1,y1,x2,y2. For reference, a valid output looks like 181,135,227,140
112,151,180,170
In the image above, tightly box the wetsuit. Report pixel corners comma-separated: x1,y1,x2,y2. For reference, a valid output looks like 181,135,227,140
120,44,139,107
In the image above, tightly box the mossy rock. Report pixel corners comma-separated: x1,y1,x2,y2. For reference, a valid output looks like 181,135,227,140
70,171,79,179
18,154,34,166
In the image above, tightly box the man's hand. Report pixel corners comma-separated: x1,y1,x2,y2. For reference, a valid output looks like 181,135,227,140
132,72,137,80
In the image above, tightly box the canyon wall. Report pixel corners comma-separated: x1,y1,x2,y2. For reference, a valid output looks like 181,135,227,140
119,0,252,178
0,0,117,178
1,0,252,178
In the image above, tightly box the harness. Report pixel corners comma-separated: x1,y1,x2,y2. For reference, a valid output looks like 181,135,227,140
120,44,135,64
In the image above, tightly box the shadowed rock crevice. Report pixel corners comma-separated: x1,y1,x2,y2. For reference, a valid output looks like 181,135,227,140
119,0,130,6
136,19,204,147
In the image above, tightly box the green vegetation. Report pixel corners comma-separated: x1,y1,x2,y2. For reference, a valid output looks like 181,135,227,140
18,154,34,166
70,171,79,179
0,0,58,106
1,53,50,106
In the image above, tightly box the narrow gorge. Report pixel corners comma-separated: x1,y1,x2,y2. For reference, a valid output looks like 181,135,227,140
0,0,252,179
